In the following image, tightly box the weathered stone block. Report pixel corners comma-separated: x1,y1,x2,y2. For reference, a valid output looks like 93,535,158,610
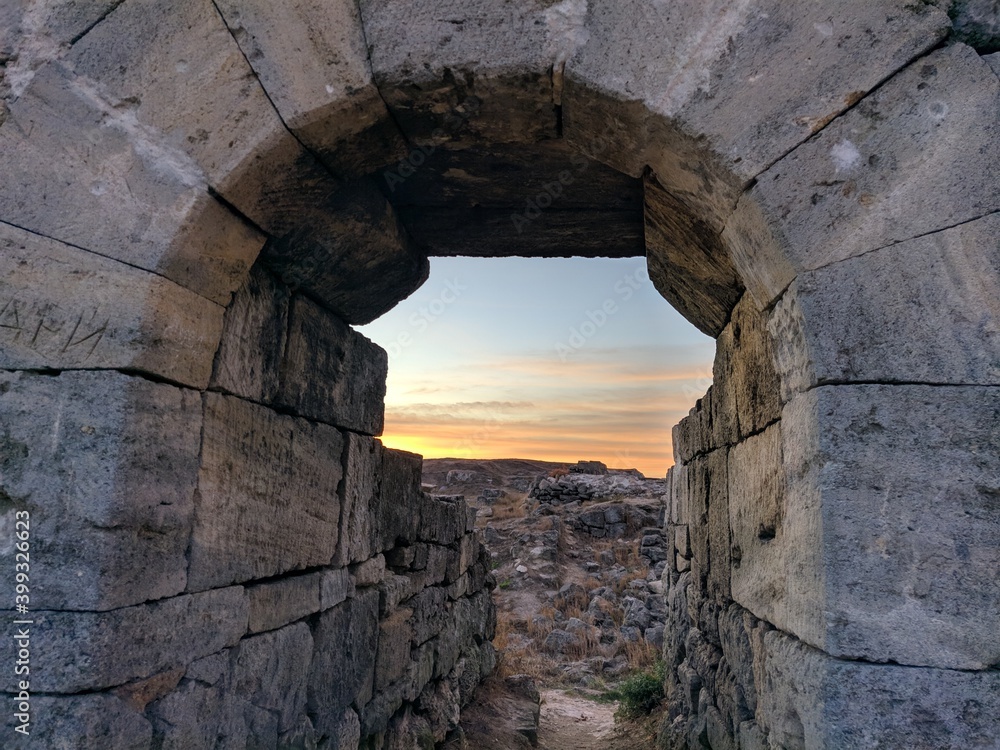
0,692,152,749
321,567,356,611
784,385,1000,670
309,589,380,736
0,587,247,693
770,213,1000,400
706,447,731,601
726,44,1000,304
755,628,1000,750
410,587,450,646
645,173,743,337
567,0,948,229
375,607,414,690
360,0,559,146
727,424,797,635
0,62,265,305
720,296,782,437
246,572,322,634
375,448,424,551
213,0,406,175
418,495,468,546
147,655,249,748
277,296,388,435
209,265,289,403
0,370,201,611
233,623,313,734
351,555,387,588
260,180,430,326
188,393,343,591
337,433,383,566
0,222,224,388
65,0,293,233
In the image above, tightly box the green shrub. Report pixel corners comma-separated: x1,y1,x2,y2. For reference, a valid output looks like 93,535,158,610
610,661,666,720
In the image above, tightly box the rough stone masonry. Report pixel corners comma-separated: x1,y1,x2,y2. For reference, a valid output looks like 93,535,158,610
0,0,998,748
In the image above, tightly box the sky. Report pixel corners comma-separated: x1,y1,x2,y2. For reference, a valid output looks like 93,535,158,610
358,256,716,478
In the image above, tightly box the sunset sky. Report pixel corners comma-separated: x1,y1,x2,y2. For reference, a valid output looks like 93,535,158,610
358,256,715,478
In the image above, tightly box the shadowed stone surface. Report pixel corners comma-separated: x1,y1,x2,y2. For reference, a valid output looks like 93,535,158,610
187,393,344,591
0,370,201,611
0,587,247,693
276,296,388,435
213,0,407,176
0,221,224,388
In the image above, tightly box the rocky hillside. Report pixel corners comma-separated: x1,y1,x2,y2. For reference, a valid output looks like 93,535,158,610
422,459,671,749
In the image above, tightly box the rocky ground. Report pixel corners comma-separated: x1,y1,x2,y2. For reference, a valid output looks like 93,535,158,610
423,459,670,750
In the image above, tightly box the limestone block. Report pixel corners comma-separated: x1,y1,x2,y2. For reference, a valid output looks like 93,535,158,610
360,0,559,146
147,656,250,747
0,0,120,100
337,433,383,566
645,173,743,337
375,448,424,551
277,296,388,435
233,623,313,734
0,370,201,611
0,62,265,305
309,590,379,736
379,574,412,616
726,44,1000,304
686,456,710,595
784,385,1000,670
187,393,343,591
246,572,323,634
0,692,152,749
770,214,1000,400
755,628,1000,749
419,495,470,546
260,179,431,326
718,605,758,716
321,568,356,611
410,587,451,646
209,265,289,403
328,708,361,750
566,0,947,231
672,388,718,465
0,222,224,388
375,608,414,690
213,0,406,175
717,296,782,438
0,587,247,693
65,0,291,221
729,422,824,648
987,51,1000,77
352,555,387,588
706,447,731,601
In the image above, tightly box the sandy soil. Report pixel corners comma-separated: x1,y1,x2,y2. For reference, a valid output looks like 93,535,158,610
537,690,618,750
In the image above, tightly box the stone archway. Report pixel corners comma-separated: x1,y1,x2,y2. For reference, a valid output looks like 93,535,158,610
0,1,998,747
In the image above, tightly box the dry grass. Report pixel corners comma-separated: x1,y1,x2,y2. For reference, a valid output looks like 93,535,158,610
488,490,529,522
620,639,660,671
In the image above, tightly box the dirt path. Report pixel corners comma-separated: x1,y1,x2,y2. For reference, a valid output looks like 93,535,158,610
536,690,620,750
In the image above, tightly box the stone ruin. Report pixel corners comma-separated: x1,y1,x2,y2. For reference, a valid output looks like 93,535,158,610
0,0,998,748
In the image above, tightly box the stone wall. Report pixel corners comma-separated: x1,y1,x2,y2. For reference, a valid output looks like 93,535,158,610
659,294,1000,749
0,265,496,748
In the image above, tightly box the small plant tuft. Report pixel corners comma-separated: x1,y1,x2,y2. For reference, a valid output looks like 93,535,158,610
605,661,666,720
